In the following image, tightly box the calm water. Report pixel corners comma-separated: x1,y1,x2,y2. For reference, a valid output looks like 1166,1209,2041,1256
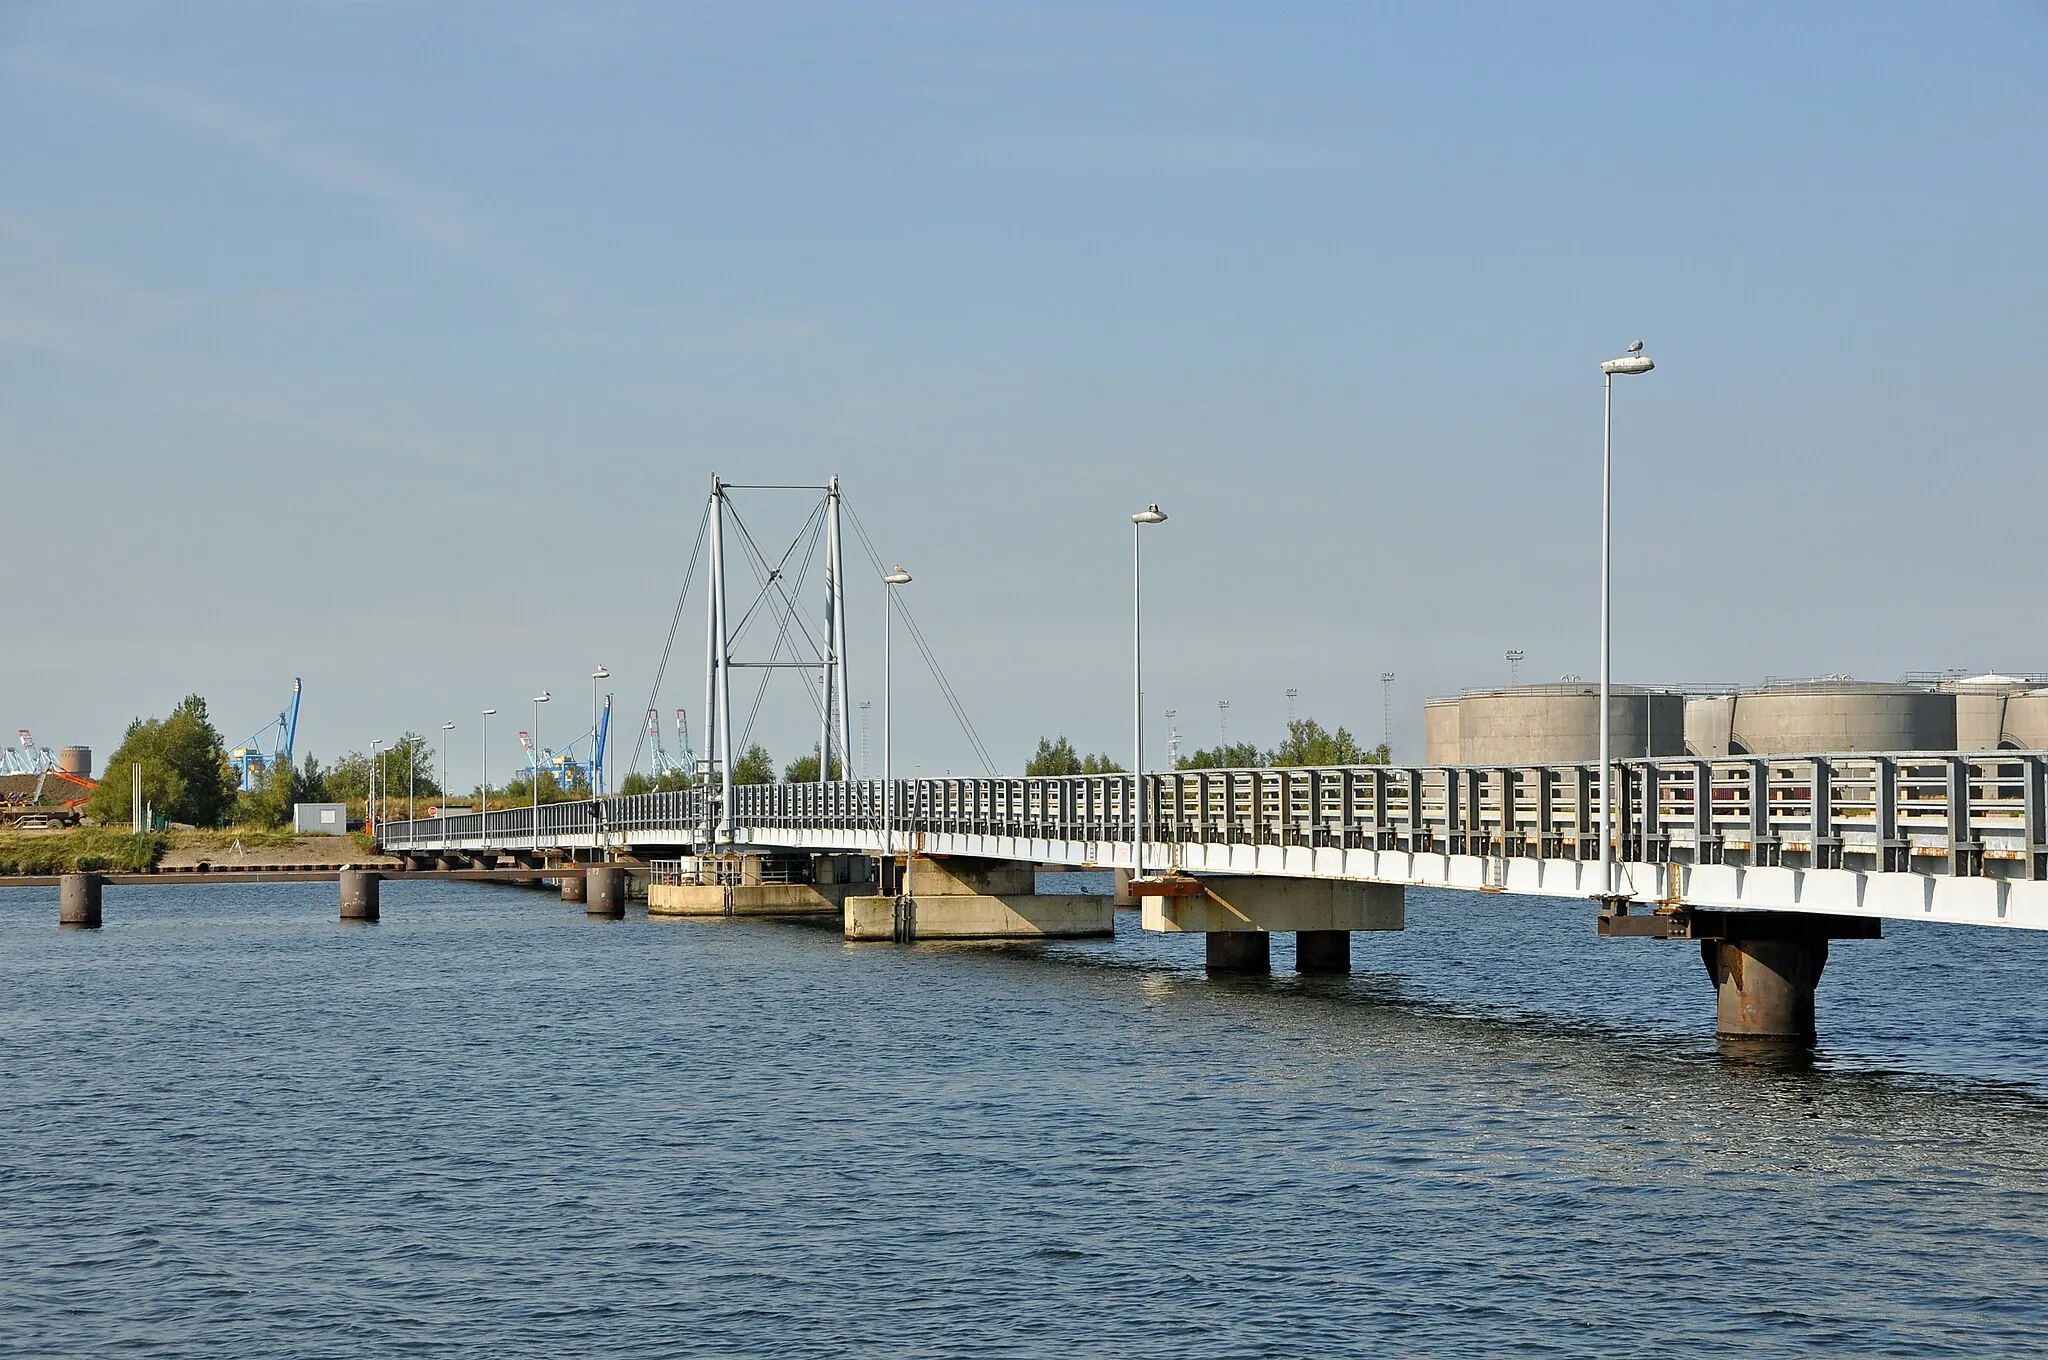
4,874,2046,1356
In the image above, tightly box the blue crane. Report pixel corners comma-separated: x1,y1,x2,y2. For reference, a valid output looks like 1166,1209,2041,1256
231,679,302,792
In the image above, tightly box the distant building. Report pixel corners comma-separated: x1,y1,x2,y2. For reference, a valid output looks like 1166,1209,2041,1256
293,802,349,835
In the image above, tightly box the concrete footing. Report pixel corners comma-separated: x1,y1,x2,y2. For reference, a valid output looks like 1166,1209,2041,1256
1206,931,1271,972
560,872,587,904
339,869,381,922
1113,867,1134,907
59,872,102,928
1702,937,1829,1042
1295,929,1351,974
586,865,626,918
845,855,1112,941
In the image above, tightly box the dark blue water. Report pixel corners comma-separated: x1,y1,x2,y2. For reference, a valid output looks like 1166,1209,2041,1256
4,874,2045,1356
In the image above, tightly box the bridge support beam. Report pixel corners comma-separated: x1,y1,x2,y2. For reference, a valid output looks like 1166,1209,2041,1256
1603,908,1877,1044
845,856,1112,942
59,872,103,928
339,870,380,922
1142,877,1403,974
560,871,586,904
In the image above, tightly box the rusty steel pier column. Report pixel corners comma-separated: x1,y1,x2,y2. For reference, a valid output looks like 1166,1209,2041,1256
559,871,587,905
1700,937,1830,1043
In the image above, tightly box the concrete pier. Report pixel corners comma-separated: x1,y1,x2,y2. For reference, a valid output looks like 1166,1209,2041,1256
845,855,1113,942
339,869,381,922
648,854,867,917
58,872,102,928
1701,937,1829,1042
1142,877,1404,937
560,871,587,904
1206,931,1271,972
586,865,626,918
1113,868,1134,907
1295,929,1351,974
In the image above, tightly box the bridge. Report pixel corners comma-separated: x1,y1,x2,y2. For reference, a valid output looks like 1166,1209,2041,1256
375,748,2048,1044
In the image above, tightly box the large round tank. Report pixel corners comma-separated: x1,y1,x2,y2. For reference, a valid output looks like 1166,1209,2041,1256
1423,698,1461,764
1445,685,1684,765
1726,683,1954,755
1939,675,2042,750
1684,695,1738,757
58,746,91,777
2001,692,2048,749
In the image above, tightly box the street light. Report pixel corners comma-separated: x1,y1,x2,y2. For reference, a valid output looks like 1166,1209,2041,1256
1130,504,1167,880
370,740,383,836
532,691,551,848
883,566,911,893
440,722,455,821
590,665,610,797
480,709,497,845
1597,339,1655,901
408,734,416,824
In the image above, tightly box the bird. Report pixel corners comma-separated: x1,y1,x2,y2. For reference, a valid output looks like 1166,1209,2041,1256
1627,339,1644,354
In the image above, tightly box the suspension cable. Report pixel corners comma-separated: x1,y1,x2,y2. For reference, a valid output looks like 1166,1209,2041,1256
625,500,711,778
841,497,999,775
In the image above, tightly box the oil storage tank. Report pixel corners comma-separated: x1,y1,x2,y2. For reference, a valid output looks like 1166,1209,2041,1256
1707,681,1956,755
58,746,91,778
1423,697,1462,764
1430,685,1685,765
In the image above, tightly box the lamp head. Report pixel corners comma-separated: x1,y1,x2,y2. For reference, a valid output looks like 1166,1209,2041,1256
884,566,912,585
592,666,609,679
534,692,550,704
482,708,497,716
1132,504,1167,524
1601,339,1654,376
442,721,455,731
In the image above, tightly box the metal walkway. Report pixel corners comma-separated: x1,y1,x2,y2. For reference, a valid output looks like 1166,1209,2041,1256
378,750,2048,931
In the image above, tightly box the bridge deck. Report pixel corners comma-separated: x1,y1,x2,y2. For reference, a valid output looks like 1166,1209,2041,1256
377,752,2048,931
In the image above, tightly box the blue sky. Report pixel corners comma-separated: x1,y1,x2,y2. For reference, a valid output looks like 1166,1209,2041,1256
5,2,2044,783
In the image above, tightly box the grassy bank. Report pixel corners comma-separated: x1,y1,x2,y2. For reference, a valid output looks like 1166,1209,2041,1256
0,828,166,874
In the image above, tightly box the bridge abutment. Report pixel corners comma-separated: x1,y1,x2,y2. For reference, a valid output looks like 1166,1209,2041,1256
845,856,1112,942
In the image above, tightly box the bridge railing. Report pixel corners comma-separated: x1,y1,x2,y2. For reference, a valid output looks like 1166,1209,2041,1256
372,753,2048,880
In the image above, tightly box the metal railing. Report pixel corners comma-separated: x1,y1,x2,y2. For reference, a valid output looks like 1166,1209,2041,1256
376,752,2048,881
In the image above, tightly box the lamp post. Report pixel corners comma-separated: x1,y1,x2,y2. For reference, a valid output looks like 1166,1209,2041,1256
480,709,497,845
1130,504,1167,879
532,692,550,848
882,566,911,891
408,735,416,824
441,721,454,819
1597,340,1655,901
370,740,383,836
590,665,610,797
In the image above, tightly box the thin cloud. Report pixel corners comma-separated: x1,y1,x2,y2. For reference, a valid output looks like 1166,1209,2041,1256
10,50,494,257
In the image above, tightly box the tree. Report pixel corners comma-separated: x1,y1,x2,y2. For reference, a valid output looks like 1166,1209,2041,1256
1177,742,1265,770
1270,717,1364,767
1026,736,1123,776
732,744,775,785
235,752,325,829
86,694,237,827
1027,736,1083,776
783,745,844,782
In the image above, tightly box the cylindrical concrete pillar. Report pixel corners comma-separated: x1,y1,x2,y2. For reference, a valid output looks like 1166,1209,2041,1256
59,872,103,929
559,871,587,904
1113,867,1135,908
1206,930,1270,973
586,865,626,918
1295,929,1351,974
339,869,381,922
1701,937,1828,1042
